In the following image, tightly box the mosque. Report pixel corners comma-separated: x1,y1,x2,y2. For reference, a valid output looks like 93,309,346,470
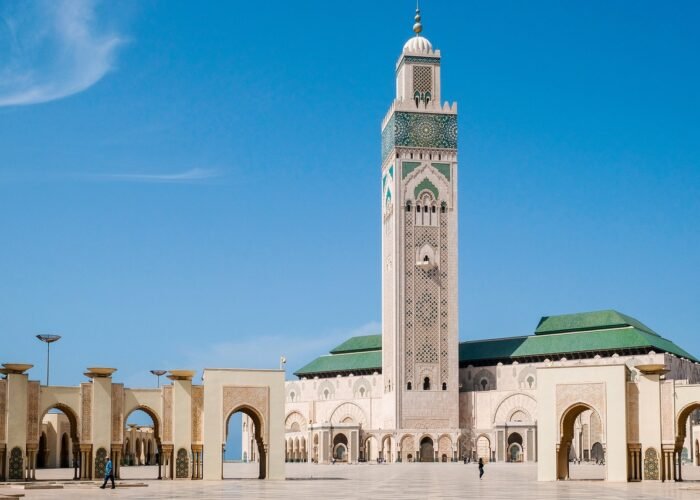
268,7,700,481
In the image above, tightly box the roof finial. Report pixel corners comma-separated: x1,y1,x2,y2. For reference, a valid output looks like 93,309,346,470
413,1,423,35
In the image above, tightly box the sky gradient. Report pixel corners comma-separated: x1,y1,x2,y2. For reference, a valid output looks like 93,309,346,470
1,0,699,458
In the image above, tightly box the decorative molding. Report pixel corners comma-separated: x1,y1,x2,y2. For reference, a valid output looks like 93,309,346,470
26,381,39,444
163,386,173,443
0,380,6,442
81,383,92,442
222,386,269,443
191,385,204,444
111,384,124,443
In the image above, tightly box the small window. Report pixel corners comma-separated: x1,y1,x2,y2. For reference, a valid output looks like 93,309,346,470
290,392,295,402
359,387,365,397
440,202,447,213
480,379,488,391
407,382,412,390
431,206,436,213
416,205,421,213
406,202,412,212
324,389,329,399
423,377,430,391
423,206,428,213
442,382,447,391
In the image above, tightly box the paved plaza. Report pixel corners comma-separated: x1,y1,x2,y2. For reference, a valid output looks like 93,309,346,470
3,463,700,499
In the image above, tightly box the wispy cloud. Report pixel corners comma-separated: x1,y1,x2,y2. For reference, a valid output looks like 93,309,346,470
180,322,381,374
82,168,222,184
0,0,124,107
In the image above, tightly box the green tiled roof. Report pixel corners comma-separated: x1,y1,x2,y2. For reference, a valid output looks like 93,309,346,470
330,334,382,354
294,351,381,377
535,310,658,336
459,327,697,364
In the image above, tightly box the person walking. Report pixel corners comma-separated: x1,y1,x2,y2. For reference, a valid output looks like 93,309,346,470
100,458,115,489
478,457,485,480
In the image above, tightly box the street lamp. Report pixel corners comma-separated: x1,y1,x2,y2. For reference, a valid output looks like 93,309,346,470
150,370,167,388
36,334,61,386
279,356,286,371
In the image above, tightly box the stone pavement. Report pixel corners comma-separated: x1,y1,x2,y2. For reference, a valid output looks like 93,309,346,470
4,463,700,499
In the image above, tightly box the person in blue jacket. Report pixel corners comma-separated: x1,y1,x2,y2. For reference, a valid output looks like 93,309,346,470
100,457,115,489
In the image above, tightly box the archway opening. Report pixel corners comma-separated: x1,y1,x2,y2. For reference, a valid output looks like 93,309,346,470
224,407,266,479
508,433,523,463
420,437,435,462
559,404,606,480
333,433,348,462
121,408,161,480
35,405,80,481
381,435,392,463
476,435,491,463
674,403,700,480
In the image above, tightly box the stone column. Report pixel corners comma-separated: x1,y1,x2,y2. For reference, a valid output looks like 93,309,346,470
2,364,32,482
84,368,116,480
168,371,194,479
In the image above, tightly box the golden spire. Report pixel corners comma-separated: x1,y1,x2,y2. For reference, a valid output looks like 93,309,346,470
413,1,423,35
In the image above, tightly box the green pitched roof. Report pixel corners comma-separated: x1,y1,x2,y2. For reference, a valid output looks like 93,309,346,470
330,334,382,354
460,327,697,365
294,351,382,377
535,309,658,336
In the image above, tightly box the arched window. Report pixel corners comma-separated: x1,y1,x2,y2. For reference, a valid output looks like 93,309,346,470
416,204,421,213
441,202,447,213
323,389,329,400
442,382,447,391
431,205,436,213
414,91,421,108
290,392,295,402
423,377,430,390
480,378,488,391
424,91,432,106
406,201,412,212
407,382,412,391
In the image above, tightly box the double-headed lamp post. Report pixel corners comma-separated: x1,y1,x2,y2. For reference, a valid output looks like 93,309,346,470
36,334,61,386
150,370,167,388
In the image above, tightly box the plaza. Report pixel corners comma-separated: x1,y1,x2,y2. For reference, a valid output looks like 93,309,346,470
1,2,699,498
4,463,700,499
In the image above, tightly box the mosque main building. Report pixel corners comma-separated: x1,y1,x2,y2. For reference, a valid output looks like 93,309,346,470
257,8,700,478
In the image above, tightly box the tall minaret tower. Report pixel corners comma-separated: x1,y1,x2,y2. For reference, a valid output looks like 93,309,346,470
381,6,459,432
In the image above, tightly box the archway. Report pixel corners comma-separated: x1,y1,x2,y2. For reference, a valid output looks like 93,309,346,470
121,407,162,480
59,433,70,468
508,433,523,463
381,435,392,463
674,402,700,481
476,435,491,463
420,437,435,462
37,432,47,468
35,405,80,481
558,404,605,480
224,406,266,479
333,433,348,462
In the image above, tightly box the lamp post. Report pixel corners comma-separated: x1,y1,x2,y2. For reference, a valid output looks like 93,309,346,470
279,356,286,371
150,370,167,388
36,334,61,386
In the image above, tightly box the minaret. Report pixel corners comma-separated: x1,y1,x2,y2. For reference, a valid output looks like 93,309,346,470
381,6,459,431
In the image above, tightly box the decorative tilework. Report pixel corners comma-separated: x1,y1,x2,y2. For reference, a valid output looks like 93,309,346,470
432,163,451,181
176,448,189,478
9,447,22,480
397,56,441,74
402,161,421,179
382,112,457,162
95,447,108,478
414,178,439,199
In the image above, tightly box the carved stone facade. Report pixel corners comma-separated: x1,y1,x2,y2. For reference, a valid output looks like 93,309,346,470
191,385,204,444
222,386,269,442
162,385,173,443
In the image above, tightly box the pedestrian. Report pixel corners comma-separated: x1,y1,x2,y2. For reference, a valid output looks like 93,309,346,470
478,457,484,480
100,457,115,489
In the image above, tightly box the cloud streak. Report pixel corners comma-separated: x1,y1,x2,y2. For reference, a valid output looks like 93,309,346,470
0,0,124,106
83,168,222,183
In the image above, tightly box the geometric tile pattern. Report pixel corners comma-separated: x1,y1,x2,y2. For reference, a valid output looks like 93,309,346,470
382,112,457,163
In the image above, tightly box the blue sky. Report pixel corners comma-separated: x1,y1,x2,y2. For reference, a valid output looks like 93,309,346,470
1,0,699,459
